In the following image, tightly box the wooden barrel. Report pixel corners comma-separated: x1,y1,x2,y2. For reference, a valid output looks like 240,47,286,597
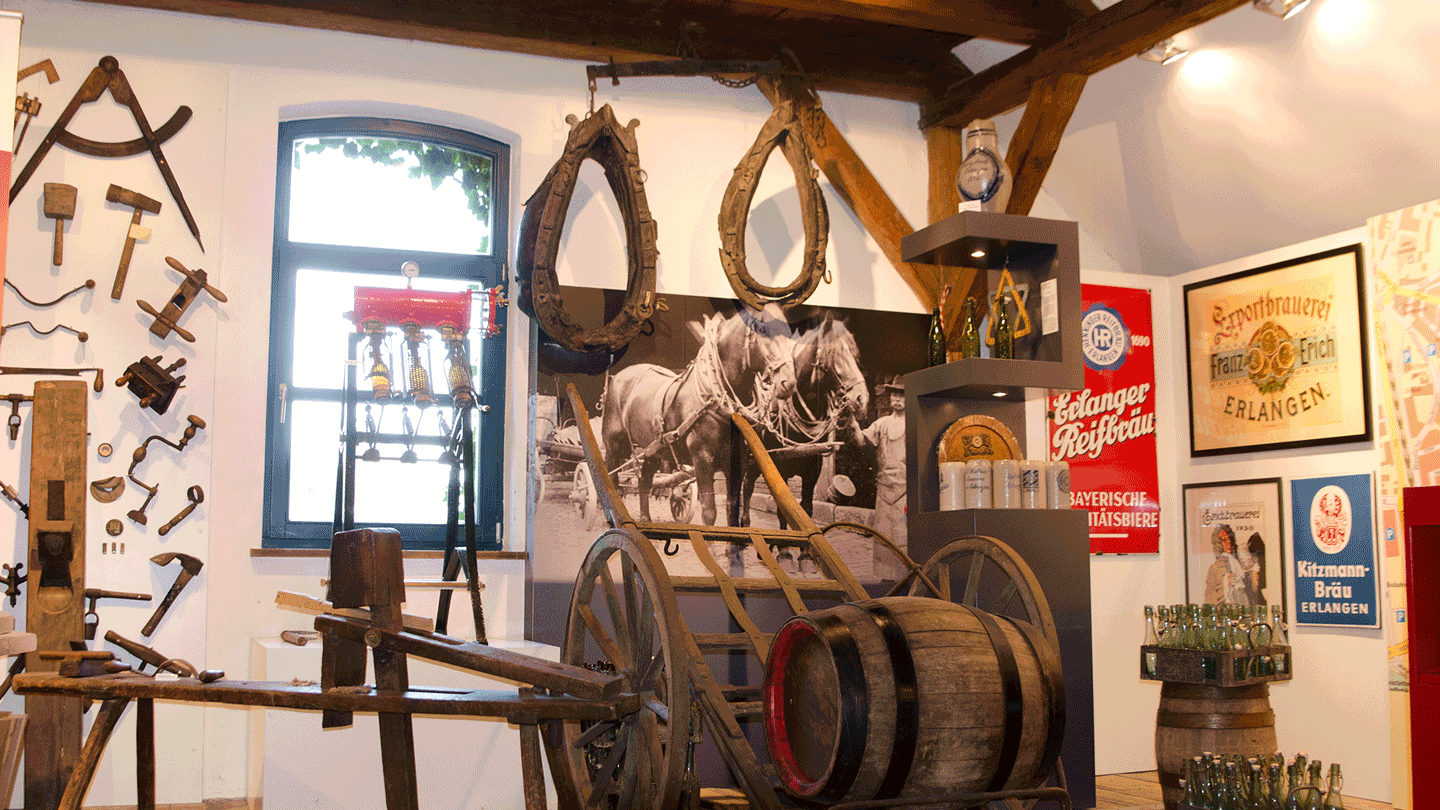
1154,682,1277,810
762,596,1065,804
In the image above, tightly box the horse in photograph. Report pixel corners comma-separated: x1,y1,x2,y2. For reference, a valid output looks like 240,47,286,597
729,312,869,529
602,304,797,525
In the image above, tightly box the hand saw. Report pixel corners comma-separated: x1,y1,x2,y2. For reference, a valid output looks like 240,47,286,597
10,55,203,251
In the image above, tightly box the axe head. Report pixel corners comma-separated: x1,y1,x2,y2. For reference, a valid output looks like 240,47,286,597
106,183,162,214
151,551,203,575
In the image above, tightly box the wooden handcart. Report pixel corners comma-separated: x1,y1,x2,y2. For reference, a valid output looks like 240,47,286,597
15,384,1071,810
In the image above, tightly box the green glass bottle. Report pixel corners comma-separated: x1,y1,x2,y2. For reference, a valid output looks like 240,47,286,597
928,307,946,367
1144,605,1160,676
993,293,1014,359
960,296,982,358
1306,762,1325,810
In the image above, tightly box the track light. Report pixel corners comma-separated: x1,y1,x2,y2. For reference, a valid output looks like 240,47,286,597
1253,0,1310,19
1138,38,1189,65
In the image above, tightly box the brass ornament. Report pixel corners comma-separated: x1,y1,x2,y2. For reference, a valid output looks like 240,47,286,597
984,264,1033,346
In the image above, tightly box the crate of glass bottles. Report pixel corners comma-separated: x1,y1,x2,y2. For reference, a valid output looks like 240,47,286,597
1140,645,1293,687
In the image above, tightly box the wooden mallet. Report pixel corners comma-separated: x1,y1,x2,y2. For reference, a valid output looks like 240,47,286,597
43,183,76,266
106,184,162,300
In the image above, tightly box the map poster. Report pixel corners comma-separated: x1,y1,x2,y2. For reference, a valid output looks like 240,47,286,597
1046,284,1159,553
1183,245,1372,456
1290,474,1380,628
1182,478,1286,614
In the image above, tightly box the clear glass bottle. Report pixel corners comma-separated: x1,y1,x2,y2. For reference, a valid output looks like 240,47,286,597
1323,763,1345,809
956,118,1012,213
1144,605,1161,676
1272,604,1290,674
960,296,981,358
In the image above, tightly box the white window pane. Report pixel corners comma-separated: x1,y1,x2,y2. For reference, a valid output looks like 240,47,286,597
288,399,458,525
288,137,492,255
292,268,483,391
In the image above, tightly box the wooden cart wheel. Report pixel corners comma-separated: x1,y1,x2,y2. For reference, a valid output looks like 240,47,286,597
909,534,1065,810
562,528,693,810
573,464,597,524
667,479,696,524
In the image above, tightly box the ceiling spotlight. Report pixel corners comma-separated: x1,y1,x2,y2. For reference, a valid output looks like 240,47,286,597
992,391,1007,398
971,249,986,258
1253,0,1310,19
1138,38,1189,65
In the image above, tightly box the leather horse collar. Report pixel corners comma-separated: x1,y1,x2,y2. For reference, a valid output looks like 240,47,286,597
517,105,659,355
718,100,830,311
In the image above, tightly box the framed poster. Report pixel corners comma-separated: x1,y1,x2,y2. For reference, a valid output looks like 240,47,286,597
1182,478,1286,615
1047,284,1160,554
1183,244,1371,456
1291,473,1380,627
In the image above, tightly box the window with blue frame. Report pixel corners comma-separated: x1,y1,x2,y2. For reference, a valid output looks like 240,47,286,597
263,117,508,549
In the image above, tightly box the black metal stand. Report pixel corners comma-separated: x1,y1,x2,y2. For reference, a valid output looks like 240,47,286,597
333,332,485,639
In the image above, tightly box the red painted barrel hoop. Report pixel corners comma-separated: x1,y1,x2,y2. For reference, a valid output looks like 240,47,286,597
765,612,870,801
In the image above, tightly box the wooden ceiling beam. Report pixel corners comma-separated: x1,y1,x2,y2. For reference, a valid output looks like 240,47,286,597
756,76,940,309
919,0,1249,129
728,0,1078,44
77,0,963,102
1004,72,1087,216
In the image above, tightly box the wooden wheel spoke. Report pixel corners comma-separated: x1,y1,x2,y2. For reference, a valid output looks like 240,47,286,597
586,719,631,807
578,601,628,670
642,695,671,724
639,714,665,795
962,551,984,606
573,718,620,750
996,579,1020,617
639,648,665,692
599,567,633,668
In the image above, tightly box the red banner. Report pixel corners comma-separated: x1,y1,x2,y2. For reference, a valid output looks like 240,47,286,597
1047,284,1160,553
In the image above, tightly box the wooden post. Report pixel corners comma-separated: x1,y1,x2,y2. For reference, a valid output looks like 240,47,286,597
56,698,127,810
136,698,155,810
25,380,86,810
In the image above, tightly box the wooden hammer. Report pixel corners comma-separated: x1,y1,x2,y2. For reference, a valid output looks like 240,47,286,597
106,184,161,300
43,183,76,266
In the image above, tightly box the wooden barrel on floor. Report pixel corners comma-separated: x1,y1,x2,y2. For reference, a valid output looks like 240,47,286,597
762,596,1065,805
1154,682,1277,810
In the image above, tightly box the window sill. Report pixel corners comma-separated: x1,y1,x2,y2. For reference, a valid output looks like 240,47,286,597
250,547,527,560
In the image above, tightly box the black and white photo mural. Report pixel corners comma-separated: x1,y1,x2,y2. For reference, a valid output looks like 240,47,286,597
530,285,928,641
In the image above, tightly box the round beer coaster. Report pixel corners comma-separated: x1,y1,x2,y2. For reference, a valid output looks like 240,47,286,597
937,415,1022,464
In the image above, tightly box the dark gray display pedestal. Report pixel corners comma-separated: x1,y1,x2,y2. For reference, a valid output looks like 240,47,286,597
901,211,1094,808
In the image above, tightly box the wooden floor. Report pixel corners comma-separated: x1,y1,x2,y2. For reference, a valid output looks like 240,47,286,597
1095,771,1393,810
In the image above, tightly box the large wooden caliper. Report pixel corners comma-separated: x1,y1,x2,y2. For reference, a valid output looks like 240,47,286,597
9,55,203,251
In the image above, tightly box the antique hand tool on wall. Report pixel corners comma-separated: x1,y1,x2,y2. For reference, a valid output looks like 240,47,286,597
10,56,202,251
5,277,95,308
42,183,76,266
116,355,185,414
26,380,87,810
0,322,87,345
124,416,205,525
14,59,60,152
141,551,202,637
0,394,31,440
137,257,227,342
105,184,162,300
81,588,151,641
0,366,103,392
157,485,202,536
1,563,24,605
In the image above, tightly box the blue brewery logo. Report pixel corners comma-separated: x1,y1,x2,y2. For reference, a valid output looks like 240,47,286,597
1081,303,1129,371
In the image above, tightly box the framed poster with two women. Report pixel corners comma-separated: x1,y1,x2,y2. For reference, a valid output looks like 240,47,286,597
1183,244,1371,457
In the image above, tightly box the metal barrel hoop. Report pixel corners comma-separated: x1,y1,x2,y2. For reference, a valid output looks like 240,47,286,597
718,99,830,311
516,104,658,354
